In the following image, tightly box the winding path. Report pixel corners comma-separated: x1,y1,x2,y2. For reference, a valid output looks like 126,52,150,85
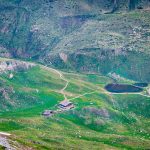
42,65,150,101
69,91,150,101
50,68,69,101
41,66,69,101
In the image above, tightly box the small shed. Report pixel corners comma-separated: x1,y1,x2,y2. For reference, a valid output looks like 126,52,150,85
42,110,53,117
59,100,74,109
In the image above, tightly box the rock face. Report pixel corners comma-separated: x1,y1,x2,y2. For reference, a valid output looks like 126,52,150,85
59,53,68,63
0,0,150,81
0,60,35,73
0,136,13,150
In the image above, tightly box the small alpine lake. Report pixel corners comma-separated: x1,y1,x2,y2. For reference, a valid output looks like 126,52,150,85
105,83,143,93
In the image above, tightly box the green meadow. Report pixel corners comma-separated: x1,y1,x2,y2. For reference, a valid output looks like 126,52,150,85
0,62,150,149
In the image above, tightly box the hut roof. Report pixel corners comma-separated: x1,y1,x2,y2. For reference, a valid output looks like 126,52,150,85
59,100,72,107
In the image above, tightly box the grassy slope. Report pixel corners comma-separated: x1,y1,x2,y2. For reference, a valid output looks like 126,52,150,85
0,59,150,149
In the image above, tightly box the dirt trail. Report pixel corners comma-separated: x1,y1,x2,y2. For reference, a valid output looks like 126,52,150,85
69,91,150,101
108,92,150,98
0,132,11,136
41,66,69,101
42,66,100,102
50,68,69,100
69,91,97,100
42,65,150,101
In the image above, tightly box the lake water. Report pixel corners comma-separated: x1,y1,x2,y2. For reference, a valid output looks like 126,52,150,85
105,83,143,93
133,83,148,87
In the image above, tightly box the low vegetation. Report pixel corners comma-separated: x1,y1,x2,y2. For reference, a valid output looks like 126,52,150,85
0,58,149,149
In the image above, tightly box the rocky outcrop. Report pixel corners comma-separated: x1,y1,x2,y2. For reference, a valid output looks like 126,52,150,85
0,136,15,150
59,52,68,63
0,60,35,73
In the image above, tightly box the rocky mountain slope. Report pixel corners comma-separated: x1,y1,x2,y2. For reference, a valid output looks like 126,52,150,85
0,0,150,82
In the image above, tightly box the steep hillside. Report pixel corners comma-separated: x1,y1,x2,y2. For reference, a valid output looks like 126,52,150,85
45,11,150,82
0,0,150,82
0,58,150,149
